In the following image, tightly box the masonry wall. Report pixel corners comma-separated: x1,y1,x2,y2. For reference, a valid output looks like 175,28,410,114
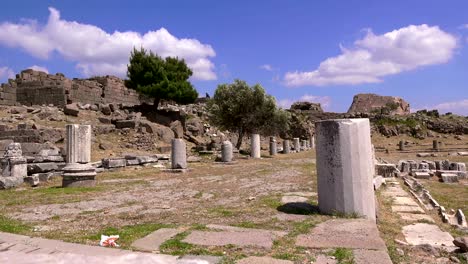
0,69,151,107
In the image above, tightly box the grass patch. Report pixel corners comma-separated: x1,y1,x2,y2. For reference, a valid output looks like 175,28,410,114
0,215,31,234
86,223,172,248
208,206,237,217
329,248,354,264
423,180,468,216
260,195,282,209
160,231,224,256
272,252,300,261
290,220,316,236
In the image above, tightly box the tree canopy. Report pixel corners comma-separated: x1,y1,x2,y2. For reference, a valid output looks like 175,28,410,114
126,47,198,109
207,79,290,149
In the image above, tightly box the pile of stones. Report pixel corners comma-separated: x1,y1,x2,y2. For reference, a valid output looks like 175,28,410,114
397,159,466,183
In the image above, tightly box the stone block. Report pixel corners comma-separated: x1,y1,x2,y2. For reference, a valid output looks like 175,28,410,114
315,118,375,221
24,175,39,187
283,140,290,154
293,138,300,152
375,163,400,178
115,120,137,129
412,171,430,179
0,176,23,189
63,104,79,116
221,141,233,162
269,137,277,156
102,158,126,169
27,162,63,174
441,173,459,183
373,176,385,190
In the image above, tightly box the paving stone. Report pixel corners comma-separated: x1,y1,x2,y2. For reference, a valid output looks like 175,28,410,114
205,224,287,237
402,223,457,251
283,192,317,197
131,228,183,252
398,213,435,223
183,230,277,249
392,196,420,207
295,219,386,250
274,213,308,222
313,255,337,264
178,255,222,264
236,256,293,264
353,249,393,264
391,205,425,213
281,195,308,204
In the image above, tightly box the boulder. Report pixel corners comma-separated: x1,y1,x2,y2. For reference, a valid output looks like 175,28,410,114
453,237,468,252
347,93,410,115
64,104,80,116
290,101,323,112
140,121,174,144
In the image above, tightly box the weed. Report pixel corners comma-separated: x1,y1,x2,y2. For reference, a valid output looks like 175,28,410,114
0,215,31,234
329,248,354,264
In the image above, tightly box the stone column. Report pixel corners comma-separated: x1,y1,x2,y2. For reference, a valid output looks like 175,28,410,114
221,141,233,162
171,139,187,169
62,125,96,187
293,138,300,152
269,137,277,156
251,134,261,158
398,140,405,151
310,136,315,149
283,140,290,154
432,140,439,151
301,140,307,151
316,118,376,221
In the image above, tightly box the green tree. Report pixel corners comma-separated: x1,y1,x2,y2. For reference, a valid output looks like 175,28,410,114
126,48,198,109
207,79,290,149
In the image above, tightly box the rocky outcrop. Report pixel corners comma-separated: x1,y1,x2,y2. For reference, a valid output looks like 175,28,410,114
290,101,323,113
347,93,410,115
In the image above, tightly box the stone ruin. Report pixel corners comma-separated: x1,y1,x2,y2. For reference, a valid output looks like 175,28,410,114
347,93,410,115
0,69,151,107
0,142,27,189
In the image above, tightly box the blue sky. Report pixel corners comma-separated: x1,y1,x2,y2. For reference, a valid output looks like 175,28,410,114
0,1,467,114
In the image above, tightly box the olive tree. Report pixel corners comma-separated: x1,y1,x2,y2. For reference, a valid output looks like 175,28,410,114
207,79,290,149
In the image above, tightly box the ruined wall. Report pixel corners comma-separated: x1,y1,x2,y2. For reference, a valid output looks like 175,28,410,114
347,93,410,115
0,69,151,107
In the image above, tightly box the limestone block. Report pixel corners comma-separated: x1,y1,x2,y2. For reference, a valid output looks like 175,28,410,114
65,125,91,164
373,176,385,190
441,173,459,183
171,139,187,169
102,158,126,169
316,118,376,221
250,134,260,158
412,172,430,179
375,163,400,178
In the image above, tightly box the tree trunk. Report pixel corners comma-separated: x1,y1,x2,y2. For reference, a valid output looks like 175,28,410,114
236,128,244,150
153,97,160,110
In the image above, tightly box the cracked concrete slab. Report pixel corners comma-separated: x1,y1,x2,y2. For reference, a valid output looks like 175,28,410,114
353,249,392,264
402,223,457,251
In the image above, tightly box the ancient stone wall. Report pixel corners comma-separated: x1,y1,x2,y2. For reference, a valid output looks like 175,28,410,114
0,69,151,107
347,93,410,115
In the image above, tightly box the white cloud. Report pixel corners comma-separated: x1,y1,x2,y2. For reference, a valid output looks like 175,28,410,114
430,99,468,115
284,24,457,87
0,7,216,80
28,65,48,73
0,66,15,80
260,64,275,71
278,94,331,110
460,24,468,29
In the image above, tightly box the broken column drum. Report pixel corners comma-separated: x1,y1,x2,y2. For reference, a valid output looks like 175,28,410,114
269,137,277,156
62,125,96,187
432,140,439,151
251,134,261,158
283,140,290,154
398,141,405,151
221,141,233,162
293,138,300,152
301,140,307,150
310,136,315,149
171,139,187,169
315,118,376,221
0,143,26,189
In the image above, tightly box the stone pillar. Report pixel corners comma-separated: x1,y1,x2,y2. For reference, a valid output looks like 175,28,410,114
221,141,233,162
0,143,26,189
310,136,315,149
293,138,300,152
432,140,439,151
62,125,96,187
251,134,261,158
316,118,376,221
171,139,187,169
398,141,405,151
283,140,290,154
269,137,277,156
301,140,307,151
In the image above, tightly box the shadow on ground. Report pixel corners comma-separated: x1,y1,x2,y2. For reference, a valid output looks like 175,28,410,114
277,202,320,215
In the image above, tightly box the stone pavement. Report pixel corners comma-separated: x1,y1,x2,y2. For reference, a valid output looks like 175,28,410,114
381,179,457,251
0,231,215,264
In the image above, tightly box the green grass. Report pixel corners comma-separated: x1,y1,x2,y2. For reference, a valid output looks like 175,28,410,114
290,220,316,236
86,223,172,248
233,221,259,229
424,181,468,216
330,248,354,264
272,252,300,261
259,195,282,209
0,215,31,234
160,231,223,256
208,206,237,217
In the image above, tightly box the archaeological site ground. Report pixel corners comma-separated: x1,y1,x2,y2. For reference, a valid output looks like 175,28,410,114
0,70,467,264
